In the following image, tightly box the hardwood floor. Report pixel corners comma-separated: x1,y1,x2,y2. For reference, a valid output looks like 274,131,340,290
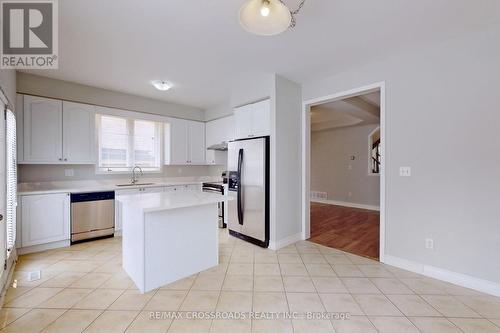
309,203,380,260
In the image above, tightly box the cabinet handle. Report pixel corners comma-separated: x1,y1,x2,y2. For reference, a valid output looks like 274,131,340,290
64,158,67,161
59,158,62,161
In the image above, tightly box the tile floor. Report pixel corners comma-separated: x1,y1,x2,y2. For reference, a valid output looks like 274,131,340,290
1,229,500,332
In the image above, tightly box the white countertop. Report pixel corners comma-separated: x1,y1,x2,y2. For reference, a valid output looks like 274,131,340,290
117,191,231,213
18,176,223,195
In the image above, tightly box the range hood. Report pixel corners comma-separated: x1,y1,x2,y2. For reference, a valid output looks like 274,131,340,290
206,142,228,151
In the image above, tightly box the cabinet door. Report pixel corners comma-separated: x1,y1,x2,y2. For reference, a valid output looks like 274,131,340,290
165,118,188,165
206,150,227,165
23,96,63,163
188,121,205,164
21,193,70,247
225,115,236,142
142,187,163,194
63,101,96,164
115,188,141,231
234,104,253,139
205,120,218,148
251,99,271,137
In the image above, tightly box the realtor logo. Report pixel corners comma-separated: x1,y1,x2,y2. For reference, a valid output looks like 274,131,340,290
1,0,58,68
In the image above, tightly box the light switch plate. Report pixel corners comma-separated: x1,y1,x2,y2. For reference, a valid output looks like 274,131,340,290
399,167,411,177
425,238,434,250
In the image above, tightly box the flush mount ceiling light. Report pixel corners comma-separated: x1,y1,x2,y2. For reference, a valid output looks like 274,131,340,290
151,80,173,91
239,0,306,36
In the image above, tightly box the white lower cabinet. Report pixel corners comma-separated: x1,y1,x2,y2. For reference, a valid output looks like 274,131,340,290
21,193,70,247
115,187,164,231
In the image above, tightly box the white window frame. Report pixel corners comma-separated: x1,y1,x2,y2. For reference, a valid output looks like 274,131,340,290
96,113,163,174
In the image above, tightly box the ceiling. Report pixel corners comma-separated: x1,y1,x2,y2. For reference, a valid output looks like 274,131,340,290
23,0,500,109
311,91,380,132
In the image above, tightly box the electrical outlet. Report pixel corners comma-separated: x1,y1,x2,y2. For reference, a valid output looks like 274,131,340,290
28,271,41,281
425,238,434,250
348,164,353,170
348,192,352,197
399,167,411,177
65,169,74,177
177,168,182,174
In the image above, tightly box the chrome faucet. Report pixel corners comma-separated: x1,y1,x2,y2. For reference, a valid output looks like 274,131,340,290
131,166,143,184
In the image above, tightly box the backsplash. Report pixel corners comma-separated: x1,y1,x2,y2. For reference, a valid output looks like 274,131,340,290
18,164,225,183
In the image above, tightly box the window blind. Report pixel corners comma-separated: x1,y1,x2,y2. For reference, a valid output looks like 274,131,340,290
6,109,17,256
96,114,162,172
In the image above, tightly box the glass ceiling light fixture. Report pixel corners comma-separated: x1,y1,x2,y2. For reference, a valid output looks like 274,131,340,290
151,80,173,91
239,0,307,36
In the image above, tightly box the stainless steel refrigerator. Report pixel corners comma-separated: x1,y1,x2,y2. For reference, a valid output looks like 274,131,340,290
227,136,269,248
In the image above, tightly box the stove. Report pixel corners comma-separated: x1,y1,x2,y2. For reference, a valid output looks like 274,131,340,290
202,180,227,228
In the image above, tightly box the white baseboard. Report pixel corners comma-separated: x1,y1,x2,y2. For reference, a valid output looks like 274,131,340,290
269,232,303,251
17,240,70,255
0,252,17,307
311,199,380,211
384,254,500,297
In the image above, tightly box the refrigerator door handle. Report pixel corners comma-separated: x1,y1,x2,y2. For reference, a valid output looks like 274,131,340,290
237,148,244,225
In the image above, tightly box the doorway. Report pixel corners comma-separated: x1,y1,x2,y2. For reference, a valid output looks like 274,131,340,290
302,82,386,262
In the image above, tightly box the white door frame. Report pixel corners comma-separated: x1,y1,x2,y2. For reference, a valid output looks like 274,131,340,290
301,81,387,262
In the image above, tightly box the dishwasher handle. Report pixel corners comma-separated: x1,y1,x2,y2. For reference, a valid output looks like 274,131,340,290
71,191,115,203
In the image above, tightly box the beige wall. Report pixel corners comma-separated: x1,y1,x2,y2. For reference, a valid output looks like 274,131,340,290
311,124,380,207
18,164,221,183
17,72,205,121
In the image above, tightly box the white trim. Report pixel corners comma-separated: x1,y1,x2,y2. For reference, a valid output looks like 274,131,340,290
302,81,386,262
17,240,70,255
0,249,17,307
268,232,302,251
384,255,500,297
311,199,380,211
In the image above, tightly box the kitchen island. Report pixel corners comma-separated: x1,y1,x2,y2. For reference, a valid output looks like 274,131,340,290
117,191,229,293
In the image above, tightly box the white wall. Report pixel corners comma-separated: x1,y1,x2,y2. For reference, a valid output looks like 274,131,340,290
311,124,380,207
303,22,500,284
0,70,16,107
17,73,205,121
272,75,303,246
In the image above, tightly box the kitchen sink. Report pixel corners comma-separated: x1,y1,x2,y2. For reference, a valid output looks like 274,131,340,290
116,183,155,187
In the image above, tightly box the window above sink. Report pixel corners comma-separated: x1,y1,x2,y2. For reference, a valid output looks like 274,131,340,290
96,114,162,173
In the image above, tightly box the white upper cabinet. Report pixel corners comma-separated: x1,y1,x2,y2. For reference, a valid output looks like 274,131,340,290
62,101,96,164
234,104,253,139
234,99,271,139
188,121,206,165
165,118,205,165
23,95,63,163
206,115,235,146
21,95,96,164
251,99,271,137
205,115,234,165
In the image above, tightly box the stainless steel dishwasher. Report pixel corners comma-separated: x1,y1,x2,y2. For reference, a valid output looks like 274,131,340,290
70,191,115,243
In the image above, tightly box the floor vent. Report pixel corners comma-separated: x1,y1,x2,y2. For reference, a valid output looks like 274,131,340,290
28,271,41,282
311,191,328,200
